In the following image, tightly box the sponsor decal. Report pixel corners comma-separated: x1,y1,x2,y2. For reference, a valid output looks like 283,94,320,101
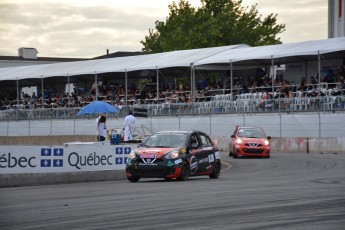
138,163,157,166
208,154,215,163
214,151,220,159
174,159,182,164
202,147,213,151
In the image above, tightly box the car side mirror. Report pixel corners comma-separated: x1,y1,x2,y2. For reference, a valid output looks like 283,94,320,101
231,134,235,138
267,136,271,140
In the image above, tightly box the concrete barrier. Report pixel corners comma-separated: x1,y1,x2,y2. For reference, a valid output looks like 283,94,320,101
0,170,127,187
1,135,344,153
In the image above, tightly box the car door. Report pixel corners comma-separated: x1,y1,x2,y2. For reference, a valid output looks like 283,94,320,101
198,133,216,173
187,132,203,175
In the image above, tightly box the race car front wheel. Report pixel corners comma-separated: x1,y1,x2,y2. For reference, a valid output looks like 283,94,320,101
127,175,140,182
209,160,221,179
177,161,189,181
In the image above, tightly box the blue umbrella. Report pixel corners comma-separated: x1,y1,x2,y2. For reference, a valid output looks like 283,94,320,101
77,101,119,115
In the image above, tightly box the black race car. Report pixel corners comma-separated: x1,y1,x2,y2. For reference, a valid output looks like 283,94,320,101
126,130,221,182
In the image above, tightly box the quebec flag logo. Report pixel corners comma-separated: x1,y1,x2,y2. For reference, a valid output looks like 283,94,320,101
124,147,131,154
53,159,63,167
116,147,123,155
115,157,123,164
41,148,52,156
40,148,64,168
54,148,64,156
41,159,51,167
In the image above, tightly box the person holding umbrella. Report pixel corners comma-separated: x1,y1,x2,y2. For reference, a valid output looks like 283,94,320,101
97,114,108,141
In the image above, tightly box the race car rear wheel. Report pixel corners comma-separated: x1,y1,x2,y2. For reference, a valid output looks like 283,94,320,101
127,175,140,182
209,160,221,179
177,161,189,181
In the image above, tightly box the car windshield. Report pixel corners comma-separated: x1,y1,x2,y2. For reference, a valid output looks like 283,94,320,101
143,133,188,148
238,128,265,138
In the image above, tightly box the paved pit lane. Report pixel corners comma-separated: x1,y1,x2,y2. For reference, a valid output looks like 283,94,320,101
0,152,344,230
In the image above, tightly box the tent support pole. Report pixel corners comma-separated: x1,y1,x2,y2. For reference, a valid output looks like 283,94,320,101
230,60,233,98
191,64,195,102
41,76,44,100
271,56,274,95
67,75,70,106
125,70,128,107
318,51,321,96
16,78,19,106
95,73,98,101
156,67,159,100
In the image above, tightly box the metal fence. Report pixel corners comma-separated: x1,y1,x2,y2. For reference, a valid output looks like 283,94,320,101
0,96,344,121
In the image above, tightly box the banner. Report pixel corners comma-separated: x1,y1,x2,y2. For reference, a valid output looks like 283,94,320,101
0,143,135,174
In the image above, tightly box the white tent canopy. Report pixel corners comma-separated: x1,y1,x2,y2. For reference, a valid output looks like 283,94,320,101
0,44,247,81
194,37,345,67
0,37,344,82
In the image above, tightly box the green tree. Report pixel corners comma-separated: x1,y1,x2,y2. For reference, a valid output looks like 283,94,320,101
140,0,286,53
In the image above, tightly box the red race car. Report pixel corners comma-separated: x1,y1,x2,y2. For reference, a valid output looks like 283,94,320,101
229,126,271,158
126,130,221,182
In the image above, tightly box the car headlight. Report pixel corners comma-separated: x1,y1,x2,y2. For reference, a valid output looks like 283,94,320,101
164,150,180,159
128,150,137,159
263,140,270,145
236,138,244,144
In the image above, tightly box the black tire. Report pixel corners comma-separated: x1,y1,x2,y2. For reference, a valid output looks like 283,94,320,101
209,160,221,179
177,161,189,181
233,152,238,158
127,175,140,182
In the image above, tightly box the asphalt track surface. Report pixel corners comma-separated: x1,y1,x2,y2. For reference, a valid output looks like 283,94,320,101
1,152,344,230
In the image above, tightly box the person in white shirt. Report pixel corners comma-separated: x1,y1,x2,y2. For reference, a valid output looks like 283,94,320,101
123,111,136,141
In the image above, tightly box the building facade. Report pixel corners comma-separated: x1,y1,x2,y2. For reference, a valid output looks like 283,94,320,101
329,0,345,38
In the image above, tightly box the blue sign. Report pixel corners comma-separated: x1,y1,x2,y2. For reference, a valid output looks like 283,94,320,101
41,159,51,167
115,157,123,164
124,147,131,154
53,159,63,167
116,147,123,155
54,148,64,156
41,148,51,156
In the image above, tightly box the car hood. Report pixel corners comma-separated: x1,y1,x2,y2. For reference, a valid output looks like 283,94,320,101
137,147,177,158
240,137,269,143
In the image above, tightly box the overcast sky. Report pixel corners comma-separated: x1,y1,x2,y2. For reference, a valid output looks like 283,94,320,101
0,0,328,58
